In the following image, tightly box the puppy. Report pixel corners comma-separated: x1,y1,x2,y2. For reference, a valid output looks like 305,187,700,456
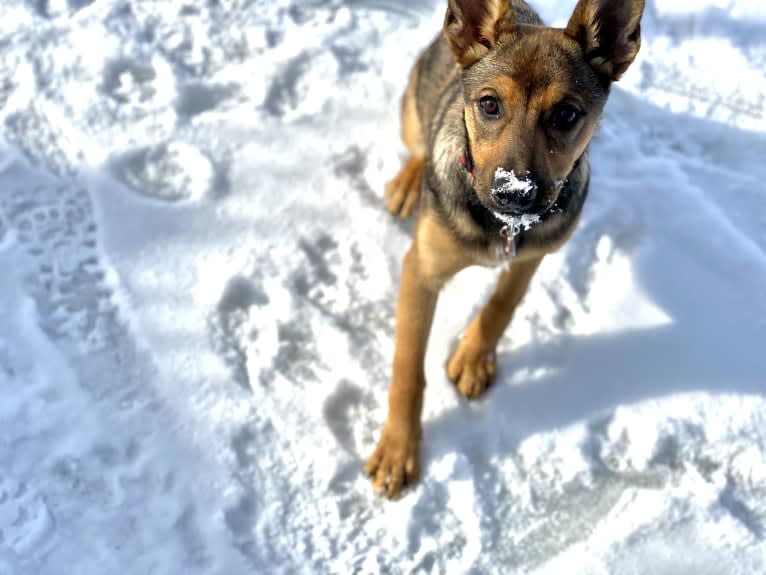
366,0,645,498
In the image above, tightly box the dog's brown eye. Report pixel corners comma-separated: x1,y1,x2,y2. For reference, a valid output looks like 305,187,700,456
550,104,583,131
479,96,501,118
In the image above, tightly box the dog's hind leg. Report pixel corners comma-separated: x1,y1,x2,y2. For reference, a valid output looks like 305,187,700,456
447,256,544,398
385,156,425,219
385,63,426,219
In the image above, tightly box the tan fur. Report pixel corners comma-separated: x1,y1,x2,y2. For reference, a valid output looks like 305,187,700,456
365,213,473,497
385,63,426,218
367,0,644,499
385,157,424,218
447,256,543,398
401,63,425,156
466,76,525,179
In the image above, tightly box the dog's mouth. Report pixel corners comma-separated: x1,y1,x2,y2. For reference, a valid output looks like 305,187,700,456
487,181,566,258
490,209,542,230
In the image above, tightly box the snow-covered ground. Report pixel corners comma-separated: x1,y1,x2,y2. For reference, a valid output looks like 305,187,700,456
1,0,765,573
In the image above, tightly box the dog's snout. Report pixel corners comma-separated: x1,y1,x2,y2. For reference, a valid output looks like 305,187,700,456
491,169,538,214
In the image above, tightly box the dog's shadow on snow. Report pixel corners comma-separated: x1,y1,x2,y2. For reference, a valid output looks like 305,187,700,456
414,91,766,468
428,274,765,461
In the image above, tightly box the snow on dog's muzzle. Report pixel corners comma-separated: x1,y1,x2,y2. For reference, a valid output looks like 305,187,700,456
491,167,537,214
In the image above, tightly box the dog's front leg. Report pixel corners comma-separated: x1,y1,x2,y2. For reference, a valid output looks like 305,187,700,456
447,256,544,398
365,246,434,498
367,214,467,498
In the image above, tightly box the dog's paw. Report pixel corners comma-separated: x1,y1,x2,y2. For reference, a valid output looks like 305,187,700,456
365,423,420,499
447,344,497,399
384,157,424,219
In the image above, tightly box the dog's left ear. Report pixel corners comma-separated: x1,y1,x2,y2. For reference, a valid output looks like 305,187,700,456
444,0,515,68
565,0,645,81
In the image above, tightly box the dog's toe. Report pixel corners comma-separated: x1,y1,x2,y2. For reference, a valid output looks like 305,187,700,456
458,371,488,398
447,346,496,399
365,424,420,499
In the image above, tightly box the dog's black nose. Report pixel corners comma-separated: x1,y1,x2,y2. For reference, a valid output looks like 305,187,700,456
491,170,538,214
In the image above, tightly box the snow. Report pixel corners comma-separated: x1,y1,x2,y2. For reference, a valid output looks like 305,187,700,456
490,167,542,232
492,167,536,198
0,0,765,573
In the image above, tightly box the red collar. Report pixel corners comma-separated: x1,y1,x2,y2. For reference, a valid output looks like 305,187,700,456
459,149,476,177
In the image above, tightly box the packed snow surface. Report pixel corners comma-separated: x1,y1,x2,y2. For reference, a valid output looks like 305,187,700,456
1,0,765,574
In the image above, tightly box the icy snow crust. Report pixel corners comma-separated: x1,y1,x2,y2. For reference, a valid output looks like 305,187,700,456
1,0,765,573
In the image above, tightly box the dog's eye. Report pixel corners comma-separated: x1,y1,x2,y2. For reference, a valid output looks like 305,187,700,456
550,104,583,131
478,96,501,118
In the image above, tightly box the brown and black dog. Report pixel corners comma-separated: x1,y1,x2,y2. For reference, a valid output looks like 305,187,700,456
366,0,644,498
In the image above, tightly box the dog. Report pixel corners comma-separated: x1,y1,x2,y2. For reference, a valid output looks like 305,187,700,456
366,0,645,498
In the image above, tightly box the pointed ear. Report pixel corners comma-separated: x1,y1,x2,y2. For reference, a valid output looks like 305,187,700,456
444,0,515,68
565,0,645,81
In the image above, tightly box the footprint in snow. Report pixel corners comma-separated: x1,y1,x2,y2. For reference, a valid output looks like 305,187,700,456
323,380,376,457
264,51,338,121
0,170,116,351
36,0,94,18
112,142,215,203
0,476,54,556
176,82,236,119
100,55,177,125
209,276,268,390
102,58,163,106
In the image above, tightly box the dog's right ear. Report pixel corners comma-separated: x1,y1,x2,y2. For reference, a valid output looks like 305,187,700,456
444,0,515,68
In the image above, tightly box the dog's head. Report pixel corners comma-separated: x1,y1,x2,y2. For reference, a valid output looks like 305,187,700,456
444,0,644,217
